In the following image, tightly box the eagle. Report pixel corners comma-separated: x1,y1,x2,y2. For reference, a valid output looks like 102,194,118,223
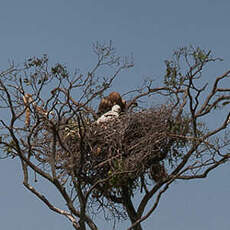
97,92,126,116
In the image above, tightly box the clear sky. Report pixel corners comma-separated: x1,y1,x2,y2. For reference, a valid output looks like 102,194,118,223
0,0,230,230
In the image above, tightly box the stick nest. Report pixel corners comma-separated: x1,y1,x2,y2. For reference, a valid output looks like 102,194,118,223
53,105,189,197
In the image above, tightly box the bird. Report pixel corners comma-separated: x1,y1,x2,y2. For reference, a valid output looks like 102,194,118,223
23,93,33,127
23,93,54,127
108,92,126,111
96,105,121,124
32,102,49,117
97,97,112,116
97,92,126,116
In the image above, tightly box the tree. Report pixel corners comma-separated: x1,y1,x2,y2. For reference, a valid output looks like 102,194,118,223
0,42,230,230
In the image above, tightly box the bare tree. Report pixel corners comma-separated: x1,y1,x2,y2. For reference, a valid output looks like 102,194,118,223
0,42,230,230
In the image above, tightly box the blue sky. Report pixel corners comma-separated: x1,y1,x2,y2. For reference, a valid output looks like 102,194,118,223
0,0,230,229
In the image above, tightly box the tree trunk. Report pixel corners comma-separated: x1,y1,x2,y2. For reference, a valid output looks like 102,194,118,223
122,187,143,230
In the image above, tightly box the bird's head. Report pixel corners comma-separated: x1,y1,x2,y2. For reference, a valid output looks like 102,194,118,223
111,104,121,113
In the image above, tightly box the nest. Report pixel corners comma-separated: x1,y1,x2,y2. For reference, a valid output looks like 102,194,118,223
54,105,189,198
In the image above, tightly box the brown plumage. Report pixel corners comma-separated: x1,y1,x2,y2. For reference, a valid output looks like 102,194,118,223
23,93,33,127
33,103,48,117
97,92,126,116
97,97,112,116
108,92,126,112
23,94,50,127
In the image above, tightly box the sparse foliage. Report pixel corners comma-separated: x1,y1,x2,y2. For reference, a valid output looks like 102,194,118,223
0,43,230,230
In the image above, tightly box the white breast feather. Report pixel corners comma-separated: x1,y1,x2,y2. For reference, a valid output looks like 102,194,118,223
96,105,121,124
